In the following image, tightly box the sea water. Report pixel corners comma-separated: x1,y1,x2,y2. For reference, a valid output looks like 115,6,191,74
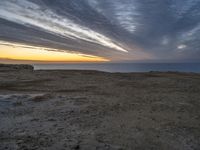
34,63,200,73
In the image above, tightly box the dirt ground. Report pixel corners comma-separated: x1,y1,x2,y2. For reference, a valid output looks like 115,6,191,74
0,65,200,150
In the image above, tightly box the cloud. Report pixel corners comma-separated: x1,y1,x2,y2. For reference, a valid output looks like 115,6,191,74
0,0,200,61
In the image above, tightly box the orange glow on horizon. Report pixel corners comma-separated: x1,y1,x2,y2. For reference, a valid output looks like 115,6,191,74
0,42,109,63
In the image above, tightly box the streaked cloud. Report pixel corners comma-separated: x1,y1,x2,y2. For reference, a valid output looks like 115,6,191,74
0,0,200,62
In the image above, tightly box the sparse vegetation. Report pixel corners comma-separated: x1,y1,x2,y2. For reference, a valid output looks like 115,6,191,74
31,94,53,102
0,65,200,150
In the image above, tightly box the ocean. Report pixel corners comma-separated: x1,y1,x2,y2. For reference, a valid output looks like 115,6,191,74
33,63,200,73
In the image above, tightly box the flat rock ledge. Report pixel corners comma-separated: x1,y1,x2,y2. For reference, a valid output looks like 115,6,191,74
0,64,34,71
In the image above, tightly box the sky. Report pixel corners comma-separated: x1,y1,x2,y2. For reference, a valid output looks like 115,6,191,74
0,0,200,63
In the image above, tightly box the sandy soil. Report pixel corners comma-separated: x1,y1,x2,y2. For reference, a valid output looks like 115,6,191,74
0,65,200,150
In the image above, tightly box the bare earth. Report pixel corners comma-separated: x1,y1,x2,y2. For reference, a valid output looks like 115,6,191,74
0,65,200,150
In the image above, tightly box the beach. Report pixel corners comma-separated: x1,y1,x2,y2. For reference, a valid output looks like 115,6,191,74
0,64,200,150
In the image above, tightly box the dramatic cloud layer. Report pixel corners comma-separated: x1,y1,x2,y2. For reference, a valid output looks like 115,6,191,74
0,0,200,61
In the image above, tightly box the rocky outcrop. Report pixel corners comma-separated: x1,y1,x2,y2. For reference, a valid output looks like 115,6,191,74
0,64,34,71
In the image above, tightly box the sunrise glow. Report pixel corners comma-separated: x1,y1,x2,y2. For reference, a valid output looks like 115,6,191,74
0,42,109,62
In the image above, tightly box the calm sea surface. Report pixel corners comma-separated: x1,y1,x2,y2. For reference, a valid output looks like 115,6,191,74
33,63,200,73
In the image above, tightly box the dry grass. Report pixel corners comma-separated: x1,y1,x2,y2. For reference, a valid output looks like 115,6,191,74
31,94,53,102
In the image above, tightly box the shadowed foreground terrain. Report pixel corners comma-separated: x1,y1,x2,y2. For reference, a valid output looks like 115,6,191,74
0,65,200,150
